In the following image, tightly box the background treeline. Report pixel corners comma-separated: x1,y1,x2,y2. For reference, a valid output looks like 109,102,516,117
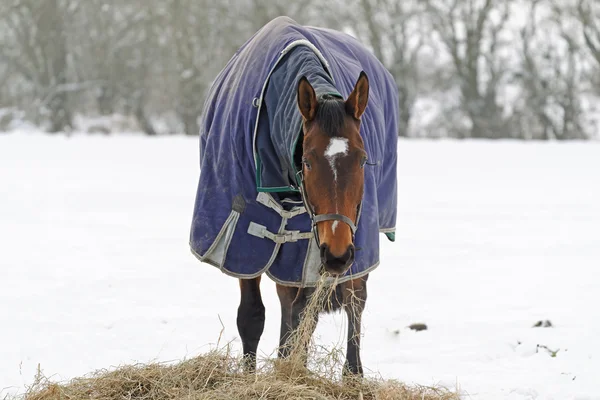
0,0,599,139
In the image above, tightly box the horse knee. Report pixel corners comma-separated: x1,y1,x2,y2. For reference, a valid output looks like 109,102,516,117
339,280,367,317
237,277,265,346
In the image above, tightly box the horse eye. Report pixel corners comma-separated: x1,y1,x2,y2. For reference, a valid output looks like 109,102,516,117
302,158,311,170
360,157,368,168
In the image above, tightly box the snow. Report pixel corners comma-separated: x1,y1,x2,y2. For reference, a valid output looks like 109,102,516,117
1,133,599,399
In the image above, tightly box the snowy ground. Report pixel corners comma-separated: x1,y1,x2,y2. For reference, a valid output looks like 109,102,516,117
1,133,599,399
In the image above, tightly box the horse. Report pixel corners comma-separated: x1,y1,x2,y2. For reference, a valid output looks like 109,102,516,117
190,16,398,376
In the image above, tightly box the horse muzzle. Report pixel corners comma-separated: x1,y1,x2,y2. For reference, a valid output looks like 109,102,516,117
320,243,355,275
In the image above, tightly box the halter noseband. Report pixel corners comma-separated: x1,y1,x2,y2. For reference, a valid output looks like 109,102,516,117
296,170,360,247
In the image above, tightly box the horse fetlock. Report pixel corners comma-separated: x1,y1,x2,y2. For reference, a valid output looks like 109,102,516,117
241,352,258,373
343,359,364,377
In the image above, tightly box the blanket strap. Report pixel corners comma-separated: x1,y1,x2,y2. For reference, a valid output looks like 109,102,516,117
248,222,313,244
257,192,306,218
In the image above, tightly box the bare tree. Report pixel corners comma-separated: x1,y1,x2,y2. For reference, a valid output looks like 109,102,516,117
82,2,163,135
0,0,74,132
69,1,145,116
576,0,600,91
237,0,320,30
0,62,12,108
516,0,589,140
517,3,554,140
423,0,513,138
0,0,597,139
322,0,426,137
162,0,238,136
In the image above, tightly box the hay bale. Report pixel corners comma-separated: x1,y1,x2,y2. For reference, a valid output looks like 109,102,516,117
18,276,458,400
20,351,458,400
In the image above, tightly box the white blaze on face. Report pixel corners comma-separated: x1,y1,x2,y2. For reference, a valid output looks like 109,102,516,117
324,137,349,182
325,137,349,236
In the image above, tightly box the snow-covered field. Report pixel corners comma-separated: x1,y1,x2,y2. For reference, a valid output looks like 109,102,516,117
1,133,599,399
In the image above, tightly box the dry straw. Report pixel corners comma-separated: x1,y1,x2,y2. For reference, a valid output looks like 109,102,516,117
17,275,459,400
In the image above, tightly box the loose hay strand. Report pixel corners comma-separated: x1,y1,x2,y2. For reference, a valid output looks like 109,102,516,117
286,274,338,369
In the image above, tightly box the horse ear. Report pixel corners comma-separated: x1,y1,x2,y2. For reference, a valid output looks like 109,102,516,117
345,71,369,119
297,76,317,121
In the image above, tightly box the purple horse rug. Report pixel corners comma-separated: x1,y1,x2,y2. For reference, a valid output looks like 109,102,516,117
189,17,398,287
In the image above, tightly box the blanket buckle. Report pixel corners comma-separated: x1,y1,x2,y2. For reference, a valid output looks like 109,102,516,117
248,222,313,244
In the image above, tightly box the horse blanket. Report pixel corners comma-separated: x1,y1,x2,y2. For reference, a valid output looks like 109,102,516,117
190,17,398,287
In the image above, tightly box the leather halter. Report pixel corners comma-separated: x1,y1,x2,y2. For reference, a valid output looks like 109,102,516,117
296,170,360,247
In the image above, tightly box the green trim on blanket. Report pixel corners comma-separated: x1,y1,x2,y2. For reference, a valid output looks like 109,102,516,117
257,186,300,193
385,232,395,242
255,155,263,189
290,127,303,185
255,137,301,193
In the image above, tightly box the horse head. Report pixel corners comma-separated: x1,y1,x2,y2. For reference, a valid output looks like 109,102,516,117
296,72,369,276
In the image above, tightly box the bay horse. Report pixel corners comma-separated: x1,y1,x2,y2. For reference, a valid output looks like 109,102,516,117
190,17,398,378
239,73,371,375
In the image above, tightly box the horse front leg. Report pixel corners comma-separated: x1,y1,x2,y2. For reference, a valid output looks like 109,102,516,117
237,276,265,372
276,284,318,363
341,275,368,377
276,283,297,358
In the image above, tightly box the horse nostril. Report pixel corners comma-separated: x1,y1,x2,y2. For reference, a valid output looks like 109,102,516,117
346,245,355,263
321,244,355,273
320,244,328,262
341,245,355,264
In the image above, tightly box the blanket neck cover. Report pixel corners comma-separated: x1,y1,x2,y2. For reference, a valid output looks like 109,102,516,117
190,17,398,287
